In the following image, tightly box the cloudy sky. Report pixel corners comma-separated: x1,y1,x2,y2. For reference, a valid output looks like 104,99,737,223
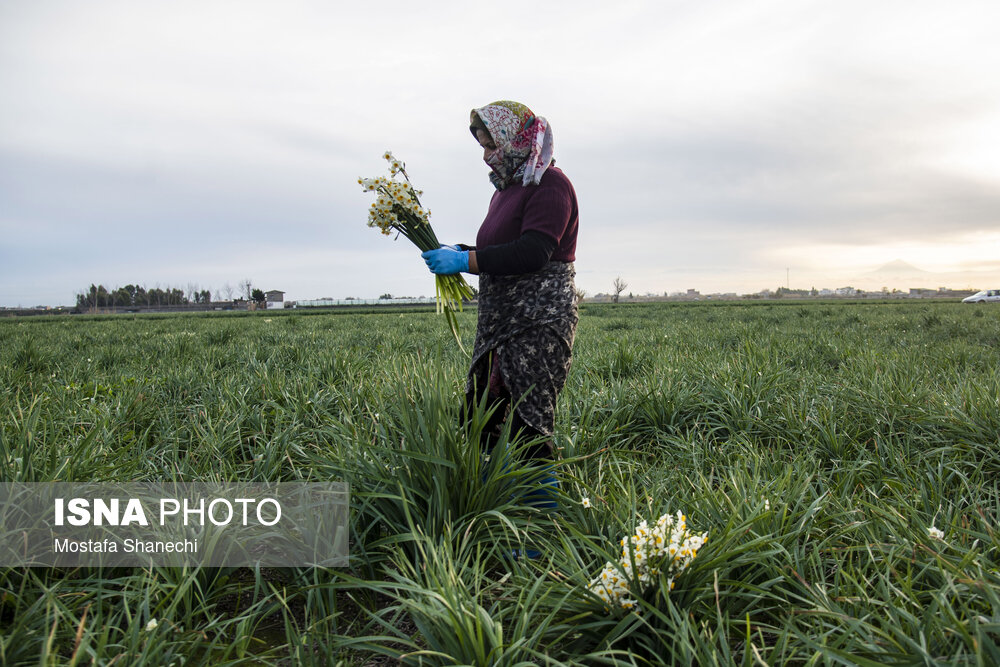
2,0,999,307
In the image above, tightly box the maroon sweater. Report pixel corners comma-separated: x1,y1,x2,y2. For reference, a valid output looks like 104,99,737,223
474,167,578,273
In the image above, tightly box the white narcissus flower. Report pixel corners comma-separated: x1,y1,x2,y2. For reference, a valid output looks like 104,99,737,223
928,526,945,540
581,497,592,508
145,619,158,631
588,511,706,614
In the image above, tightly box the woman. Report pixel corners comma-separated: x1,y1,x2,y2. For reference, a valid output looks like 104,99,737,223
422,100,579,504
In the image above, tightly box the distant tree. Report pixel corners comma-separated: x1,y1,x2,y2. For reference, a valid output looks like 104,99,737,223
111,287,130,307
379,293,393,300
84,284,109,309
75,286,91,311
75,284,113,311
222,283,234,301
612,276,628,304
251,288,266,305
73,282,221,309
240,279,253,301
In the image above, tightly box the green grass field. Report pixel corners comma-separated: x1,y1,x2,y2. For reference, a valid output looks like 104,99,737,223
2,301,999,665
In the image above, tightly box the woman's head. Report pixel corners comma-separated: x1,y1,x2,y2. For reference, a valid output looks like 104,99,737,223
470,101,553,190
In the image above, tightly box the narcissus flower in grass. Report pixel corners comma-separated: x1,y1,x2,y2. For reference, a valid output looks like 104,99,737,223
588,510,707,614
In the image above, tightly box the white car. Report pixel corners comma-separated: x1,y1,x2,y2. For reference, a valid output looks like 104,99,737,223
962,289,1000,303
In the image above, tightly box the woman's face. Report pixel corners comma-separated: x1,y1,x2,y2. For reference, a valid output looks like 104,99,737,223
475,128,498,162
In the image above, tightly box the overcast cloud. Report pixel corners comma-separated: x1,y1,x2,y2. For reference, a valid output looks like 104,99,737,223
2,0,999,306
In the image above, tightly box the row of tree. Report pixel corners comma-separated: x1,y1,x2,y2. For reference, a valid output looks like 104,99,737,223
75,281,263,310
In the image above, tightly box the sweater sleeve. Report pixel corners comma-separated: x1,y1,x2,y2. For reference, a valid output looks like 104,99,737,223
471,230,557,275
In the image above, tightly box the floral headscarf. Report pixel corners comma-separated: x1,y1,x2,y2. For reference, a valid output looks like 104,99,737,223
470,100,554,190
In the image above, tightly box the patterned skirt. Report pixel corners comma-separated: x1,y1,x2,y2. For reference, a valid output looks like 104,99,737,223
466,262,578,436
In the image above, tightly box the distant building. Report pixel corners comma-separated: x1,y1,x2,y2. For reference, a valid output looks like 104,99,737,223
265,290,285,310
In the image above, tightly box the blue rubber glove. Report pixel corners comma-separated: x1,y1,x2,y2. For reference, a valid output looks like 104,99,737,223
421,246,469,275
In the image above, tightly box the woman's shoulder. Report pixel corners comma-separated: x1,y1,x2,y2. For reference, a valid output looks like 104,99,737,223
542,165,570,184
535,166,575,193
535,167,577,203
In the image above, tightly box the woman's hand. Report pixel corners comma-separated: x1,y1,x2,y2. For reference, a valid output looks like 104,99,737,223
422,246,470,275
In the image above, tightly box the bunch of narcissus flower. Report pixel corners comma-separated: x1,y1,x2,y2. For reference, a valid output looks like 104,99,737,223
360,152,474,352
588,511,708,613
